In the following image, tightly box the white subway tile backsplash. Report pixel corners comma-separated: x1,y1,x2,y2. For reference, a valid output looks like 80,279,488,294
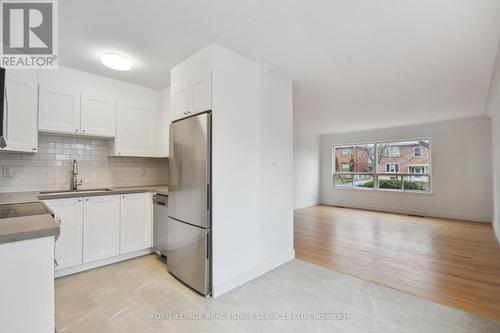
0,134,168,193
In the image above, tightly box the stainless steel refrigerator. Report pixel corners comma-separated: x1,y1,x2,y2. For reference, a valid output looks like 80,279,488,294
167,111,211,296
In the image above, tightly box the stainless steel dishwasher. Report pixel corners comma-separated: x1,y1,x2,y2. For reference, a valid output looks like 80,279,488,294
153,194,168,257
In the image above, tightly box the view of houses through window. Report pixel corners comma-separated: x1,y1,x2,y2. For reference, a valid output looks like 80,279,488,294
333,139,431,192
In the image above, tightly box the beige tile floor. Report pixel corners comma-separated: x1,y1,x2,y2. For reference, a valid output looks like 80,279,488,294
55,254,500,333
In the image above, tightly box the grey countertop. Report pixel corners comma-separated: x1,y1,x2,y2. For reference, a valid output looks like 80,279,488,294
0,214,60,244
0,185,168,244
37,185,169,200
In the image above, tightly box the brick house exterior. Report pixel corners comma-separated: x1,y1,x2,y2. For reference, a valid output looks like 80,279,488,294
335,142,429,174
377,143,430,174
335,146,372,172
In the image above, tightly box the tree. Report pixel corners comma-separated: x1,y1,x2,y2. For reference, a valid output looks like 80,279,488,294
354,144,375,173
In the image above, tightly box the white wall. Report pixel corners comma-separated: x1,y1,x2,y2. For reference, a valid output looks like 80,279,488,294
258,69,294,272
488,40,500,244
160,88,170,113
320,117,493,222
157,87,171,157
294,130,320,208
197,44,294,297
492,106,500,242
210,45,261,296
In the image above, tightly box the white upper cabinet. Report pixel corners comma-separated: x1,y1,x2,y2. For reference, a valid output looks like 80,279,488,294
171,82,189,121
189,70,212,114
113,102,156,157
37,67,165,157
43,198,83,270
82,195,120,263
39,85,117,137
120,193,153,254
1,69,38,153
170,49,213,121
38,84,81,134
80,93,116,137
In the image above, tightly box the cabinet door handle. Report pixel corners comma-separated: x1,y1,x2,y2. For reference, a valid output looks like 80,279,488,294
32,147,37,152
75,129,79,132
4,87,8,140
82,129,86,133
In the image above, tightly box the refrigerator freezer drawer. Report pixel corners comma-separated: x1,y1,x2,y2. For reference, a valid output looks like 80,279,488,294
167,217,210,295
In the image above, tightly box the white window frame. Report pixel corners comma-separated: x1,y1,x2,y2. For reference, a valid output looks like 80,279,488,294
384,146,400,157
413,147,422,157
408,165,427,174
332,138,432,193
385,163,399,173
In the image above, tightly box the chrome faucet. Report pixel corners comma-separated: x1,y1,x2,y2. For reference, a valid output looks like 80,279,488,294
72,160,83,190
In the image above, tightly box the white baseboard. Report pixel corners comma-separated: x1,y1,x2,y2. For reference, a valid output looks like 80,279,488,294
258,250,296,276
294,201,319,209
55,249,153,278
212,250,295,298
320,201,492,223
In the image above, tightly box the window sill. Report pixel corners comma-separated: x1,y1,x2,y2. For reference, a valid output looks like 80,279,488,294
333,187,434,195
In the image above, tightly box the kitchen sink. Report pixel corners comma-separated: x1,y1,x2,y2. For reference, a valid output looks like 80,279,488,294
39,188,113,195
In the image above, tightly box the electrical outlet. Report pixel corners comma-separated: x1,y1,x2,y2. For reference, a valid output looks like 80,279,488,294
2,166,13,177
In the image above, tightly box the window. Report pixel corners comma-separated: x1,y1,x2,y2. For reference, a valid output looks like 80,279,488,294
413,147,422,157
408,166,426,174
334,144,374,173
385,163,399,173
384,146,400,157
333,139,431,192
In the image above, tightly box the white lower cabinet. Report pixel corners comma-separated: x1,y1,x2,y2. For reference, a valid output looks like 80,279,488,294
0,237,55,333
44,197,83,270
120,193,153,254
44,193,154,275
83,195,121,263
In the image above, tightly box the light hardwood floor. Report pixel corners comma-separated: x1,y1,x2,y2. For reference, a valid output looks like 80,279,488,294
294,205,500,321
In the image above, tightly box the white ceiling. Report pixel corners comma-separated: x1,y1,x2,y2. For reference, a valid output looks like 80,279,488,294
60,0,500,135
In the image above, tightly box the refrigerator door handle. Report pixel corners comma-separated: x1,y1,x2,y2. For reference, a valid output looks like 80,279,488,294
207,184,210,211
206,230,210,259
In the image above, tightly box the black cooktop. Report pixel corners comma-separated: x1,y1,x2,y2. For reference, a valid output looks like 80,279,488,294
0,202,49,219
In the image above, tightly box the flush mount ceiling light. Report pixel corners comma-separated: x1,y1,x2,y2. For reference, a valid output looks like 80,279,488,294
100,54,132,71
